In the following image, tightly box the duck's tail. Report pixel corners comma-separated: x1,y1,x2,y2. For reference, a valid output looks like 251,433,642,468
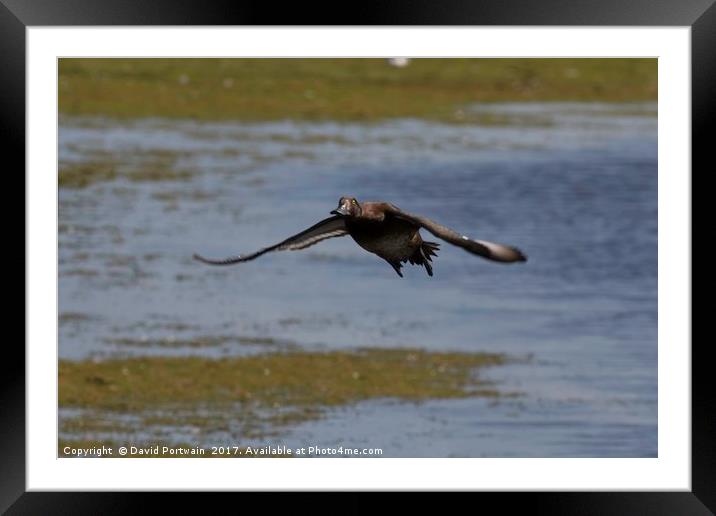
407,241,440,277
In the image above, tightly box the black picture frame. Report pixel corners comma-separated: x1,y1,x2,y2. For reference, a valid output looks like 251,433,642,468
4,0,709,512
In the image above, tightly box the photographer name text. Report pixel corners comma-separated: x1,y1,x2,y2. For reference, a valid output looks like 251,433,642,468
62,444,383,457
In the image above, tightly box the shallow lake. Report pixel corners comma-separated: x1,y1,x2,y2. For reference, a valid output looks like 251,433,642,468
59,102,657,457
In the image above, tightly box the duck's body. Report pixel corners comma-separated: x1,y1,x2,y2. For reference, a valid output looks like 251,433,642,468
194,197,526,278
343,207,438,276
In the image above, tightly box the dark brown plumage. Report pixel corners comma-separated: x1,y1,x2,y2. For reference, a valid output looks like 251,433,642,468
194,197,527,277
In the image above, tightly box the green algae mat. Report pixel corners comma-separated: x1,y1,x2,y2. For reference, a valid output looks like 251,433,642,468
59,348,513,457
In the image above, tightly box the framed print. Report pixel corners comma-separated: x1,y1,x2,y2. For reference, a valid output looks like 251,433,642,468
5,0,711,512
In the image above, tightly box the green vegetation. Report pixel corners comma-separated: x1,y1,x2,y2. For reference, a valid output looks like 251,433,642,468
58,161,119,188
59,348,506,409
59,58,657,122
59,348,512,455
59,149,192,188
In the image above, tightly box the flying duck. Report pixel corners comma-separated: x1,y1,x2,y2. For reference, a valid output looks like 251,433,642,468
194,197,527,277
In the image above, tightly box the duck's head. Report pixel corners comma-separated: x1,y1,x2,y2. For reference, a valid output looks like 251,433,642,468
331,196,362,217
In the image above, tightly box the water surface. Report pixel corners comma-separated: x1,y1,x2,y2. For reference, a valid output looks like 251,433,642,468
59,102,657,457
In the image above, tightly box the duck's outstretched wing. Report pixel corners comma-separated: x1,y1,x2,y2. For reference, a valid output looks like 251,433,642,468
385,205,527,263
193,216,348,266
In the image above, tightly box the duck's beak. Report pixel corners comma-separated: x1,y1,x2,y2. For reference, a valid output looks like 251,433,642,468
330,207,349,216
